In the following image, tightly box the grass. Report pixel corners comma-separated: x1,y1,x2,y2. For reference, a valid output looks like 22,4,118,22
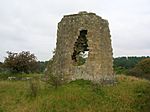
0,75,150,112
0,73,43,80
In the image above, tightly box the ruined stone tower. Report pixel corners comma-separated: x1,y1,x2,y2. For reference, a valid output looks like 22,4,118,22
47,11,114,82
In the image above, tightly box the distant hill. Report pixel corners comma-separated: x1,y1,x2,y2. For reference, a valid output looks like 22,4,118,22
113,56,149,69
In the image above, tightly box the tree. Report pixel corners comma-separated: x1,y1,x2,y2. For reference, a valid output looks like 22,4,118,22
127,58,150,80
4,51,38,74
136,58,150,74
113,56,149,74
0,62,3,73
37,61,49,73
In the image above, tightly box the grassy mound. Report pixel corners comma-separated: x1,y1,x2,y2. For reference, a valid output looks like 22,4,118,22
0,75,150,112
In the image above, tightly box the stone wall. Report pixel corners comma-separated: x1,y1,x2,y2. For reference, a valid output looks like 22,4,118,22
47,11,114,82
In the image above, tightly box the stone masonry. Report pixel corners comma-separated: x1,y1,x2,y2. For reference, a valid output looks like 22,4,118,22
47,11,114,82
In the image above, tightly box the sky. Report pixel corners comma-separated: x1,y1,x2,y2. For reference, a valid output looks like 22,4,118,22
0,0,150,62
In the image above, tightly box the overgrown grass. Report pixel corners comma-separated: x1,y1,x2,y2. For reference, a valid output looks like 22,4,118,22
0,75,150,112
0,73,42,80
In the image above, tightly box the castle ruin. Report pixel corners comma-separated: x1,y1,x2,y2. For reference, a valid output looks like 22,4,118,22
47,11,114,83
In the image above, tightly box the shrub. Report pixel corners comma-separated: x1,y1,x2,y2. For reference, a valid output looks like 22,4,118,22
46,73,64,89
127,67,143,77
4,51,38,74
127,58,150,80
136,58,150,74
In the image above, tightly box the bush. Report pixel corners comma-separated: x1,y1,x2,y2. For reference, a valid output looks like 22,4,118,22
136,58,150,74
127,67,143,76
114,66,128,74
4,51,38,74
127,58,150,80
0,70,14,80
46,73,64,89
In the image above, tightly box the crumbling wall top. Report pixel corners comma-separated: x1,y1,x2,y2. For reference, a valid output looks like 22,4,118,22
64,11,98,17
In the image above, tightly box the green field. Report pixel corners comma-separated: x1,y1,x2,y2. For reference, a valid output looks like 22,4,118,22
0,75,150,112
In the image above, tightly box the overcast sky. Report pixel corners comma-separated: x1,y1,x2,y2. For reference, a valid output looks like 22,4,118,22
0,0,150,62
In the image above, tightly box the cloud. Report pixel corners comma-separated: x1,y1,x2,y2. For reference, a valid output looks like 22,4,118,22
0,0,150,61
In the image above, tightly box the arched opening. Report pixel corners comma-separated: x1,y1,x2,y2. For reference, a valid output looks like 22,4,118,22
72,30,89,66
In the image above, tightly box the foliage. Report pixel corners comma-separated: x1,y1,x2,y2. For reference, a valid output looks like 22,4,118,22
114,66,127,74
4,51,38,74
46,73,64,89
0,75,150,112
136,58,150,74
0,73,12,80
73,56,86,66
0,62,3,72
127,67,143,76
114,56,149,69
114,56,149,74
0,62,14,80
133,83,150,111
127,58,150,79
37,61,48,73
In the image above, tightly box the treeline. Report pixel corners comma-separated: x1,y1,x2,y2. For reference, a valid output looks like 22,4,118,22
114,56,149,69
0,51,150,80
114,56,150,79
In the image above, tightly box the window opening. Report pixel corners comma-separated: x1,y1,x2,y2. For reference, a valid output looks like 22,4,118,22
72,30,89,66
